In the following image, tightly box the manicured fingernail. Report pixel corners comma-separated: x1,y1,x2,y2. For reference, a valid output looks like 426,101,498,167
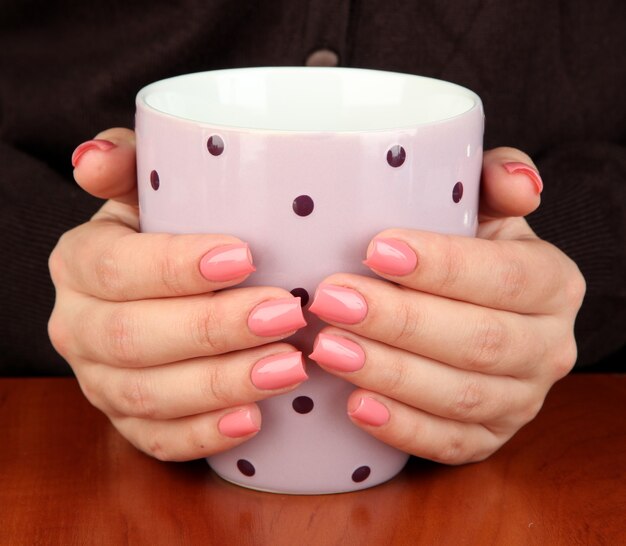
503,162,543,194
251,351,307,390
199,243,256,282
348,397,390,427
71,139,116,167
363,238,417,276
309,284,367,324
309,333,365,372
248,297,307,337
218,408,260,438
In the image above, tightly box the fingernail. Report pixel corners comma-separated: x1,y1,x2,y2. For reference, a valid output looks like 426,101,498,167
248,297,307,337
503,162,543,194
200,243,256,282
218,408,260,438
251,351,308,390
363,238,417,276
309,333,365,372
309,284,367,324
348,397,390,427
71,139,116,167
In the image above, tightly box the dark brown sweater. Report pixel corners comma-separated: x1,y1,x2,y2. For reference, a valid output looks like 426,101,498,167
1,0,625,375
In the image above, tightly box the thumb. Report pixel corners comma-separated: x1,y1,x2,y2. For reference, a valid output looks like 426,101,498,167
479,146,543,221
71,127,137,205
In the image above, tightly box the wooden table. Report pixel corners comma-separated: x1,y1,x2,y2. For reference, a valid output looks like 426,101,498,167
1,375,624,545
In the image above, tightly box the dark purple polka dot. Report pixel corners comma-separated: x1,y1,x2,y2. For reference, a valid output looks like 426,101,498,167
237,459,255,477
290,288,309,307
292,396,314,414
293,195,314,217
352,466,371,483
207,135,224,156
452,181,464,203
386,145,406,168
150,170,160,191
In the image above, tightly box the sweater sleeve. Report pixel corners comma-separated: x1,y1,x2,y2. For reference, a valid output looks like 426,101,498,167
528,141,626,368
0,142,103,375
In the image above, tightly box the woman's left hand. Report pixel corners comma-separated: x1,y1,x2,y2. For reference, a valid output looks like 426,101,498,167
308,146,586,464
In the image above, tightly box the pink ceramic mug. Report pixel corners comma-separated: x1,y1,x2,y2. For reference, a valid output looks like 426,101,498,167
135,67,484,494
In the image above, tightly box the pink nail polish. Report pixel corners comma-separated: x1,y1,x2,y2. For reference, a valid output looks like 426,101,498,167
348,397,390,427
218,408,260,438
503,162,543,194
71,139,116,168
309,333,365,372
199,243,256,282
308,284,367,324
363,238,417,276
251,351,308,390
248,297,307,337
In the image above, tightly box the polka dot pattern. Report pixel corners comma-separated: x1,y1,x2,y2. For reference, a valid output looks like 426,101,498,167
237,459,255,477
452,181,464,203
292,396,314,414
150,170,160,191
351,466,371,482
147,126,478,493
290,288,309,307
386,145,406,168
207,135,224,156
293,195,314,216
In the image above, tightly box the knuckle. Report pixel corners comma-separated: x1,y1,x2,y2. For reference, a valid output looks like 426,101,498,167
113,370,157,419
47,310,71,359
377,355,409,396
158,235,188,296
144,419,215,462
496,254,529,305
394,432,418,456
389,296,422,346
437,238,465,291
435,432,469,465
391,417,423,455
550,339,578,380
74,370,108,414
541,246,586,311
94,243,125,299
104,306,143,367
199,364,236,408
517,396,545,425
191,297,227,355
144,432,172,462
48,245,66,286
564,266,586,311
183,420,213,460
448,377,485,421
462,314,508,372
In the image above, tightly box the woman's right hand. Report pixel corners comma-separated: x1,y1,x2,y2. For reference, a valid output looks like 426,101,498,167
48,128,308,461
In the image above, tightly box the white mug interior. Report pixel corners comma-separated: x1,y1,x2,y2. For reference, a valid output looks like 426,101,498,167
139,67,480,132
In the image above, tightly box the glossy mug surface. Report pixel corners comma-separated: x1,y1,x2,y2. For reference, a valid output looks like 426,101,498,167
135,67,484,494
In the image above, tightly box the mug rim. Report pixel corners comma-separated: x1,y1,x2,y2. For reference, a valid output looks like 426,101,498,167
136,66,483,134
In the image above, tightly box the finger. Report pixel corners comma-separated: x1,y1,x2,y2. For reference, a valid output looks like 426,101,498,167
479,147,543,221
70,288,306,367
78,344,307,420
362,229,577,314
308,275,558,377
55,219,258,301
72,127,138,205
111,404,262,461
310,329,543,429
345,391,503,464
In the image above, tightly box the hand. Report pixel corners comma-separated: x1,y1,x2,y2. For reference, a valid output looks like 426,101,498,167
308,147,586,464
48,128,308,461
